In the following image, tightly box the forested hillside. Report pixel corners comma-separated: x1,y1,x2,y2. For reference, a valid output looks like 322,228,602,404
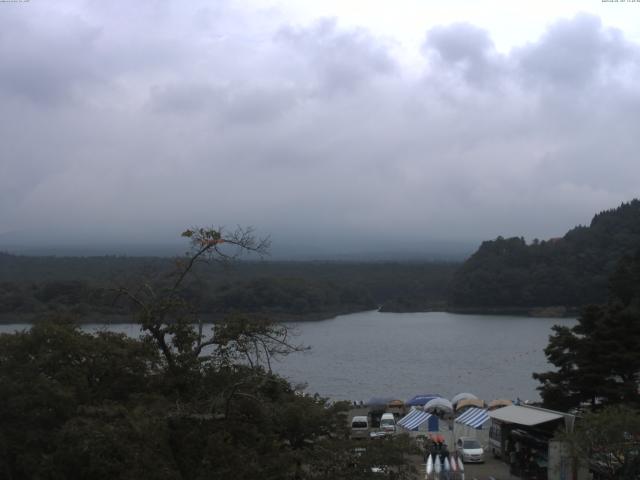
5,200,640,319
0,254,457,321
534,248,640,410
450,200,640,311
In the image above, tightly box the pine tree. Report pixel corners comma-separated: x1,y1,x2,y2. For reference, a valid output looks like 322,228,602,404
533,251,640,410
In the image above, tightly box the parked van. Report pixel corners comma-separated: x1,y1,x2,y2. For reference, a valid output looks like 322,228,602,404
351,416,369,439
380,413,396,433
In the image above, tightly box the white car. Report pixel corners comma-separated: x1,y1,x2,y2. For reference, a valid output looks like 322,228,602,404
350,416,369,439
456,437,484,463
379,413,396,434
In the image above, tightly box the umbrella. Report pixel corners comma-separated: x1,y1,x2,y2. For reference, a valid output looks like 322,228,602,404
387,399,404,408
455,398,485,411
487,399,512,410
451,392,478,407
424,397,454,413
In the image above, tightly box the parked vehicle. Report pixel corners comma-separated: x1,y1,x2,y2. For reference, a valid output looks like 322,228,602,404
380,413,396,433
456,437,484,463
351,415,369,439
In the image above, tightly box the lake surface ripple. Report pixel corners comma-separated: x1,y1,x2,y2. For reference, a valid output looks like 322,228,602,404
0,311,575,403
273,311,574,402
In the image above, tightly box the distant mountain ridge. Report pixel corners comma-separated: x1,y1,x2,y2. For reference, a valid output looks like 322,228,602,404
449,200,640,311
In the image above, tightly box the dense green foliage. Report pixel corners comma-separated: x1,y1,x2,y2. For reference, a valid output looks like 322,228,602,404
533,250,640,411
0,226,418,479
0,254,456,320
561,406,640,480
450,200,640,309
0,320,418,479
204,277,375,315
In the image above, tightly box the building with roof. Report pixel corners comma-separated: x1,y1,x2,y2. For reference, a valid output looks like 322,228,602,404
487,405,587,480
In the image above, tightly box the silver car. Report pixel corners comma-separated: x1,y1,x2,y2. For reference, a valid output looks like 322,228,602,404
456,437,484,463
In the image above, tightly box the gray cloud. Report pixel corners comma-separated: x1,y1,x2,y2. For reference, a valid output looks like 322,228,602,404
0,5,639,255
276,18,398,95
150,83,299,125
149,84,220,115
0,11,102,105
516,13,635,89
423,23,504,87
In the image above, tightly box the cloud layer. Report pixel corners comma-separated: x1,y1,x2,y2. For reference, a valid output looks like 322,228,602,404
1,2,639,253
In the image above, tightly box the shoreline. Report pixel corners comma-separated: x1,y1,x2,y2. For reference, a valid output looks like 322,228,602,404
0,307,373,325
0,304,580,325
381,304,579,318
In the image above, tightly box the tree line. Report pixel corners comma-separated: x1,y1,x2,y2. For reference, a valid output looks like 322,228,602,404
449,200,640,310
531,248,640,479
0,227,419,479
0,253,457,321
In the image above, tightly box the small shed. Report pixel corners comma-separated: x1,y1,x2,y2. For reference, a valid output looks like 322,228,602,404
487,405,577,480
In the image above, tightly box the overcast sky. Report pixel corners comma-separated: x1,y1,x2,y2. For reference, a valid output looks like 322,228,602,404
1,0,639,255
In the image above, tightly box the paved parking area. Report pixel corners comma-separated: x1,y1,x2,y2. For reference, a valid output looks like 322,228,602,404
460,456,514,480
348,409,519,480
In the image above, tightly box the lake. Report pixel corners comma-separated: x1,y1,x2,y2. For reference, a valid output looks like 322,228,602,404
0,310,575,403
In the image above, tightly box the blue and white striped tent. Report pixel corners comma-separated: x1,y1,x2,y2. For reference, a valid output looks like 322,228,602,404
397,407,439,432
455,407,489,429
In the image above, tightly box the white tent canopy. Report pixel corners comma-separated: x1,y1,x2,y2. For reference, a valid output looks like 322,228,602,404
451,392,478,406
398,407,435,431
455,408,489,429
424,397,453,412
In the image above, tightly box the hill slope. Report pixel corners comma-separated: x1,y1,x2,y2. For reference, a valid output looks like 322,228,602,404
449,200,640,311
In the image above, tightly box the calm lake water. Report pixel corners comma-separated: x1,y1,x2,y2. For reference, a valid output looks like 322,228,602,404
0,311,575,403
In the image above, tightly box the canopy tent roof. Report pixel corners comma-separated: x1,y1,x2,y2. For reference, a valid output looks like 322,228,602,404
387,399,405,408
406,394,441,406
456,398,485,411
398,408,435,431
424,397,453,412
367,396,395,407
455,407,490,429
451,392,478,406
487,399,513,410
488,405,563,427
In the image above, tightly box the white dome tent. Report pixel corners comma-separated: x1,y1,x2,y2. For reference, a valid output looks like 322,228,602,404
451,392,478,408
423,397,453,414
